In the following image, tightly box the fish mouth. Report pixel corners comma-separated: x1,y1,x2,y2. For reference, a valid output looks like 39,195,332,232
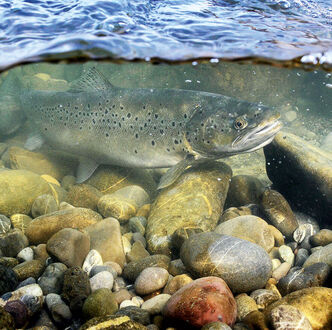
232,115,282,151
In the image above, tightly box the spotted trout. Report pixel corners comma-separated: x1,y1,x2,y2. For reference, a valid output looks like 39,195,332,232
21,68,282,188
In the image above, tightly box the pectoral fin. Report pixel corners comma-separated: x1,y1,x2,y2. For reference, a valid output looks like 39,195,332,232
157,156,199,190
76,158,99,183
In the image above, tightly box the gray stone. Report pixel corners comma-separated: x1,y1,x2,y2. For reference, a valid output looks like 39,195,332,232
303,243,332,268
134,267,169,295
31,194,58,218
310,229,332,247
295,249,309,267
38,263,68,295
129,216,147,235
123,254,171,283
115,306,150,325
141,294,171,314
46,228,90,268
90,271,114,292
0,229,28,257
180,232,272,293
0,215,11,234
90,265,118,279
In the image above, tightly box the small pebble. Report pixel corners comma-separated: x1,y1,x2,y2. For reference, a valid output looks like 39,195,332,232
249,289,280,310
294,248,309,267
82,249,103,275
119,299,136,309
114,288,132,304
122,236,132,254
0,214,11,234
90,270,114,292
271,259,281,271
17,247,34,262
141,294,171,314
135,267,169,295
115,305,151,325
46,293,63,310
131,295,144,307
51,303,72,324
272,262,291,281
90,264,117,279
279,245,294,266
310,229,332,246
16,277,36,289
20,294,41,315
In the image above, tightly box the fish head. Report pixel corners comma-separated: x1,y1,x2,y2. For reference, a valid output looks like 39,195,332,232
185,101,282,158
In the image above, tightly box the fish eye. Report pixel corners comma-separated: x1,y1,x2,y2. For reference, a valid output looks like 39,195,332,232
234,117,247,130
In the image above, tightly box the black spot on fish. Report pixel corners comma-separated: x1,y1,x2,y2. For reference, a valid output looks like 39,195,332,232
106,133,109,137
174,139,179,144
105,109,108,114
135,149,138,154
120,106,124,110
167,148,170,152
151,140,155,146
135,133,139,139
160,129,164,134
143,106,146,109
127,113,131,118
184,113,188,119
154,114,158,119
172,122,176,127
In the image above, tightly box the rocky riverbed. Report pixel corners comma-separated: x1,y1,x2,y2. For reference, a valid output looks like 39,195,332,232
0,129,331,329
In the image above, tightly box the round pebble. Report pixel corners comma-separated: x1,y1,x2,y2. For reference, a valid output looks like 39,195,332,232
279,245,295,266
141,294,171,315
134,267,169,296
119,299,136,309
90,271,114,292
17,247,34,262
31,194,58,218
82,249,103,275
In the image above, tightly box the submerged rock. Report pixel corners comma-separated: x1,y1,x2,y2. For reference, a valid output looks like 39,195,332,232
214,215,275,252
8,146,75,181
66,184,102,211
31,194,58,218
180,232,272,293
0,170,56,216
25,207,102,244
146,162,232,256
264,131,332,225
264,287,332,330
163,276,237,328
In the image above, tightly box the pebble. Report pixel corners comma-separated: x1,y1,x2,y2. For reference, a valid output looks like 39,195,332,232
122,236,132,254
168,259,186,276
220,206,253,223
225,175,265,208
104,261,122,276
45,293,63,310
235,293,258,322
141,293,171,315
171,227,204,252
129,216,147,235
21,293,42,315
123,254,170,283
10,214,32,234
293,223,315,243
13,259,45,281
268,225,284,246
303,242,332,268
82,249,103,275
16,277,36,289
51,302,72,324
38,262,67,295
85,218,126,268
126,241,150,263
17,247,34,262
82,288,118,319
294,248,309,267
132,232,147,248
270,304,312,330
0,265,18,295
0,229,28,257
62,267,91,313
180,232,272,293
249,289,280,310
131,296,144,307
33,244,49,263
114,289,132,305
90,271,114,292
4,299,29,328
90,265,117,279
97,185,150,221
278,245,295,266
260,189,298,238
215,215,275,252
271,259,281,271
115,306,151,325
243,310,269,329
310,229,332,246
46,228,90,268
0,215,11,234
272,262,292,281
66,184,102,211
201,322,232,330
163,274,193,295
7,283,43,309
26,207,101,244
31,194,58,218
135,267,169,296
264,287,332,330
113,277,127,292
119,299,136,309
277,263,330,295
163,277,236,328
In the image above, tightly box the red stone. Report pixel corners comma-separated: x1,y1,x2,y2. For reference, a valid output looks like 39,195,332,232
163,276,237,327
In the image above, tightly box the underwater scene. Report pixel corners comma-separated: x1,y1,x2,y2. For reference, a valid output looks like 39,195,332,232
0,1,332,330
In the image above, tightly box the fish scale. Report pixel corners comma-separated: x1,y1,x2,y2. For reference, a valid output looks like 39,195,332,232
21,68,282,188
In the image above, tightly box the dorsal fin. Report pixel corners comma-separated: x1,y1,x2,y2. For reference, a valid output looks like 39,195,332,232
69,67,113,93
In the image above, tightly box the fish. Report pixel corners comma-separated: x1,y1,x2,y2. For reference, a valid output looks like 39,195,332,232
20,67,282,189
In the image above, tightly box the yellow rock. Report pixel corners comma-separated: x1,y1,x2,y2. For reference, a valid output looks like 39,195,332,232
9,146,75,181
25,207,102,244
41,174,60,186
0,170,54,216
146,162,232,256
264,287,332,330
10,214,33,233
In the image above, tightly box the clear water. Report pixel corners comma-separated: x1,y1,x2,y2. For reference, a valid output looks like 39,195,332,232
0,0,331,70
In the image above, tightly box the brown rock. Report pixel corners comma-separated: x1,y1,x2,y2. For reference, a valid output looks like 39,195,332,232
235,293,258,322
126,241,150,263
46,228,90,268
85,218,125,268
33,244,49,263
25,207,102,244
163,274,193,295
13,259,45,281
220,206,253,223
66,184,102,211
10,214,32,234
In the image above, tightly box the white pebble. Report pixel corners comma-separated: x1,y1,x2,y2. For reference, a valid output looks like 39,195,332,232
122,236,132,254
90,271,114,292
279,245,295,266
131,296,144,307
119,299,136,309
17,247,34,262
141,294,171,314
82,249,103,275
